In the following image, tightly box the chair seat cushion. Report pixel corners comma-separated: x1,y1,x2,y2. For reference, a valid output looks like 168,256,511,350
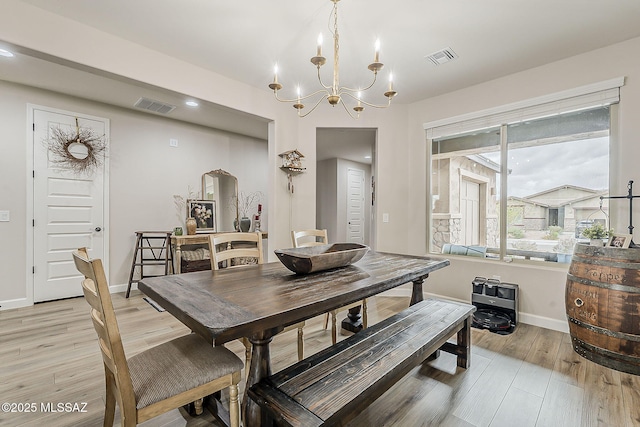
128,333,243,409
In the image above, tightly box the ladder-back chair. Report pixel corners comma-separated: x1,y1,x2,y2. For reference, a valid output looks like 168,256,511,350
291,229,368,344
209,232,305,371
73,248,242,427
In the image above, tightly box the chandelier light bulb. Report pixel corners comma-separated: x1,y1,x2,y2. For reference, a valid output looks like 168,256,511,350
374,39,380,62
317,33,323,56
389,72,394,91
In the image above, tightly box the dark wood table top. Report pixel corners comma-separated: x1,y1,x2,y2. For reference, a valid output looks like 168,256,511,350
139,251,449,345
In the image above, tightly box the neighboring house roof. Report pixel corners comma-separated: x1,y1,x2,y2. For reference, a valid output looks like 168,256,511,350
508,189,608,209
569,191,610,208
525,184,601,200
506,196,549,208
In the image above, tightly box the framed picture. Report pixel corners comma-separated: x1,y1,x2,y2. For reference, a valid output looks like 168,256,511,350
606,233,632,248
187,199,216,232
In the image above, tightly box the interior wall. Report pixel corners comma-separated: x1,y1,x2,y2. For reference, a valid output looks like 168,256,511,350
0,80,267,306
316,159,338,242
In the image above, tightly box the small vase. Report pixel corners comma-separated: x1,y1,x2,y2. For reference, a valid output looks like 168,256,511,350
186,217,197,235
590,238,604,247
239,217,251,232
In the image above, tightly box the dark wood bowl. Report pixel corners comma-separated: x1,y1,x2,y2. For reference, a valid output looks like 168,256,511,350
274,243,369,274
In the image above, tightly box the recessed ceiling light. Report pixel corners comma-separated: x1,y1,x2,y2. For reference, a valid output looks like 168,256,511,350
0,49,15,58
364,155,372,159
185,100,199,107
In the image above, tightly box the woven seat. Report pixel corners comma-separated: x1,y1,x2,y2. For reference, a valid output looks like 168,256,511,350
73,248,242,427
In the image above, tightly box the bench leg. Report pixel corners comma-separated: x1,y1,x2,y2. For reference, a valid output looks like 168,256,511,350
457,316,472,369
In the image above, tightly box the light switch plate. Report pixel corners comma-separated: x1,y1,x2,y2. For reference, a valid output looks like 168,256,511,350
382,213,389,223
0,210,9,222
169,139,178,147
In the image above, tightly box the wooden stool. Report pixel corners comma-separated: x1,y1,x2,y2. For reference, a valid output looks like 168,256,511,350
126,231,173,298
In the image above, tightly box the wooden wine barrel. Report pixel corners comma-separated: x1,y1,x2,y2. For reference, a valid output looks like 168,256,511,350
565,243,640,375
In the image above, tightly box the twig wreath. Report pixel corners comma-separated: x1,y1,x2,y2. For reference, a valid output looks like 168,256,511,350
47,118,107,174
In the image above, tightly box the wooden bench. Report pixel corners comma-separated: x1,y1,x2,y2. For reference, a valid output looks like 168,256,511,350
248,298,476,426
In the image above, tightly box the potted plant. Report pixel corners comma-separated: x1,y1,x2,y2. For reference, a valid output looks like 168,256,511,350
581,222,610,246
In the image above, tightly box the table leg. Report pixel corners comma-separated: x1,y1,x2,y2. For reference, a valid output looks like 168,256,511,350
410,275,428,305
243,327,281,426
341,305,363,333
457,316,472,368
174,242,182,274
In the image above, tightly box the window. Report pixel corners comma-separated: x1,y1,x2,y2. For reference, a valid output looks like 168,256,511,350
428,83,619,263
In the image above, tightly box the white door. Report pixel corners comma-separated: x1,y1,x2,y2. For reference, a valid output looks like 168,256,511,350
32,107,108,302
460,179,480,245
347,168,365,243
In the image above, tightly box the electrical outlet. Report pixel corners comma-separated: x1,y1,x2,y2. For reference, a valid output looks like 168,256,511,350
169,139,178,147
383,213,389,223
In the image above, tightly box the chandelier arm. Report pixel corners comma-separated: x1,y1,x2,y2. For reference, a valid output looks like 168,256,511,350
341,92,392,109
316,67,333,91
338,98,360,119
339,73,379,94
298,95,329,118
274,89,329,104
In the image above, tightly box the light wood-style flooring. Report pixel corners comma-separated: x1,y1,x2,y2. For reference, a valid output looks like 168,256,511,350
1,291,639,427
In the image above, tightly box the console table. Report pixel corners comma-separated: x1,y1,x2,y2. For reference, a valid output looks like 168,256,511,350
171,232,268,273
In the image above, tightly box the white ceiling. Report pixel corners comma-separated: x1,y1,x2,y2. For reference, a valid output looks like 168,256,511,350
3,0,640,156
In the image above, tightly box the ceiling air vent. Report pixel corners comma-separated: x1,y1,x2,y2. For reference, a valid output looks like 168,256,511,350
133,97,176,114
425,48,458,66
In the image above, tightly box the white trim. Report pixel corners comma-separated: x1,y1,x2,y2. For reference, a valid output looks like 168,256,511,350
518,312,569,333
26,104,110,305
424,77,624,138
0,297,32,311
25,105,35,306
109,282,131,294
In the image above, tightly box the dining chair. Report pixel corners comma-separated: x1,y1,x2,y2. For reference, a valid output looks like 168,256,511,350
73,248,242,427
209,232,305,373
291,229,368,344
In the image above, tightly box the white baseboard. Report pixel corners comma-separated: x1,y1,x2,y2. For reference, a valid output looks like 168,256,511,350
518,312,569,333
379,287,569,333
110,282,131,294
0,297,32,311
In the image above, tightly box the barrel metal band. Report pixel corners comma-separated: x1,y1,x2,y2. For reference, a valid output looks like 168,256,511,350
572,255,640,271
566,273,640,294
569,316,640,342
572,338,640,375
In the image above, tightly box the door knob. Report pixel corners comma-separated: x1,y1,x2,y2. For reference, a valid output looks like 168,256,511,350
95,227,102,232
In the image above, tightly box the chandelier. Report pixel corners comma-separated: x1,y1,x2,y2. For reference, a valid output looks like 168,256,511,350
268,0,397,118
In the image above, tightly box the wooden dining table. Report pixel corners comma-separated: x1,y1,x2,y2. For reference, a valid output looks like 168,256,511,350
138,250,449,426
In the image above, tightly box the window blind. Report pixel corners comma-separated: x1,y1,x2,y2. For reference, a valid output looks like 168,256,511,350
424,77,623,140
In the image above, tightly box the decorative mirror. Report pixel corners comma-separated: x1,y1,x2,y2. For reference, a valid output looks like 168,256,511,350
202,169,239,232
